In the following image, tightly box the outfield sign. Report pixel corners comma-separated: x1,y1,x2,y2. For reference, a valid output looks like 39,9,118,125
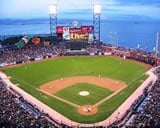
70,33,88,40
56,26,94,41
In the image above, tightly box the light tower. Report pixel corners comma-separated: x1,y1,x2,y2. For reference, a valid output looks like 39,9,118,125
93,3,101,43
49,3,57,36
155,32,159,57
111,32,118,47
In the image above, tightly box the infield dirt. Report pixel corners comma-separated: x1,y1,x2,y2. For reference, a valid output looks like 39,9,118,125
39,76,126,94
39,76,126,116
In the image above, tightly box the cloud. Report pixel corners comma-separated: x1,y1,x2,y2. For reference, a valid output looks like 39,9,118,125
113,0,160,6
0,0,95,18
0,0,51,18
57,0,93,12
0,0,160,19
102,0,160,19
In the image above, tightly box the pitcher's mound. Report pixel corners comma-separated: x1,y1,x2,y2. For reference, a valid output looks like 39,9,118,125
78,105,98,116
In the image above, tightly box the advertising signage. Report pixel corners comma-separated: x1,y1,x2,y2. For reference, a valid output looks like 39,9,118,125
56,26,94,41
81,26,94,33
70,28,82,33
56,26,63,34
70,33,88,40
69,26,94,33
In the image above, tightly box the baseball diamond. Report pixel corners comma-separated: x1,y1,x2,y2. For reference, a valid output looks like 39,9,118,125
1,56,149,124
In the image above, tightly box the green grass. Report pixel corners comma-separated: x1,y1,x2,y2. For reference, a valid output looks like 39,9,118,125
2,56,149,123
55,83,113,105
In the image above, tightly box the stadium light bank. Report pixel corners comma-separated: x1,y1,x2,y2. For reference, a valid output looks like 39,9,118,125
93,3,101,43
49,2,57,36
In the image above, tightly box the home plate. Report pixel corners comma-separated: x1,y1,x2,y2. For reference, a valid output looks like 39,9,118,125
78,105,98,116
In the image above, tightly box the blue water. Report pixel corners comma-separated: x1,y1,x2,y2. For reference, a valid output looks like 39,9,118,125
101,20,159,50
0,18,159,51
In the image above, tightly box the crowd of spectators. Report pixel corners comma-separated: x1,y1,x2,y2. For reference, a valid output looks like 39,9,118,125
129,77,160,127
0,78,61,128
0,44,63,65
0,42,111,66
0,76,108,128
0,40,158,67
111,68,160,128
107,67,160,128
1,40,160,127
153,66,160,74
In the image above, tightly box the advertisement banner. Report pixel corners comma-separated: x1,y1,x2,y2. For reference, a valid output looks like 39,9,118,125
56,26,63,34
63,33,70,40
63,27,70,40
81,26,94,33
81,26,88,33
70,33,88,40
69,28,82,33
63,27,69,33
88,33,94,42
88,26,94,33
56,25,94,41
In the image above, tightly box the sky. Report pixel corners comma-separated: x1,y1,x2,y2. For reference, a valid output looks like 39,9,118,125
0,0,160,20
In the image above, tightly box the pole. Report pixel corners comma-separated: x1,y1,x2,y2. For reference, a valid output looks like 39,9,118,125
155,32,159,57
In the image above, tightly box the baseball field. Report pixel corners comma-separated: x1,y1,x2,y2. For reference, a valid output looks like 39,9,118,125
2,56,149,123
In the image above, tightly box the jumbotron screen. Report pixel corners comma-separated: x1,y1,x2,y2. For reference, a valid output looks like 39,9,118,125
56,26,94,41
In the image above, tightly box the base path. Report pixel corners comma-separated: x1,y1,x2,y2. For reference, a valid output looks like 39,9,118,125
39,76,126,94
39,89,80,108
39,76,126,116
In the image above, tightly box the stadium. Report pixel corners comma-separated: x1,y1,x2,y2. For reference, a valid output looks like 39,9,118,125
1,32,160,128
0,1,160,128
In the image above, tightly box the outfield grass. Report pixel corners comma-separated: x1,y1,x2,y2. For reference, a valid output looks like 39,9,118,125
55,83,113,105
2,56,149,123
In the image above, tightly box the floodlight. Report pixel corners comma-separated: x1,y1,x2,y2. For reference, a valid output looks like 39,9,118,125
94,4,101,14
49,4,57,15
49,3,57,36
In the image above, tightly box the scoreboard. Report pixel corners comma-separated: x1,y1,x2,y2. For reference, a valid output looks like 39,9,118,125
56,26,94,41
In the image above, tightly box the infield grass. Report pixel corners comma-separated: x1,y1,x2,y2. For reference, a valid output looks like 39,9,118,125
55,83,113,105
2,56,149,123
